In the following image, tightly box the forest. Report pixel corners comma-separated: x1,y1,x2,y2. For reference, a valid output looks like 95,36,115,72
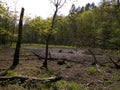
0,0,120,90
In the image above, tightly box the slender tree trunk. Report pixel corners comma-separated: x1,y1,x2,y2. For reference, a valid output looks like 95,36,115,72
42,36,49,69
10,8,24,69
42,5,58,69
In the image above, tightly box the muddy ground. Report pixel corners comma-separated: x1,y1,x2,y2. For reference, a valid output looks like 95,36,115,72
0,46,120,90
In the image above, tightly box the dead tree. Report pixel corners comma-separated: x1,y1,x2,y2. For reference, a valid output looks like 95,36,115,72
10,8,25,69
42,0,66,69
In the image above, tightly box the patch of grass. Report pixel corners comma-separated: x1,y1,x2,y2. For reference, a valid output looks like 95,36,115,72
6,69,17,76
0,79,89,90
49,45,76,49
0,84,25,90
68,82,89,90
25,66,37,71
38,69,56,78
25,52,29,56
87,67,96,75
53,80,89,90
22,44,76,49
20,66,38,76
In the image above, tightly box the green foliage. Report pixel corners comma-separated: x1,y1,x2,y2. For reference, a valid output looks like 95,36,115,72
87,67,96,75
0,1,18,46
1,0,120,49
22,1,120,49
0,28,7,35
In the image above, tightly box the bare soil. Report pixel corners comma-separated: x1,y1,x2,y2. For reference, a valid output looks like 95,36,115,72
0,46,120,90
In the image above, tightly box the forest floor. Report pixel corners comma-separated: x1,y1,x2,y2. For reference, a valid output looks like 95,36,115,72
0,46,120,90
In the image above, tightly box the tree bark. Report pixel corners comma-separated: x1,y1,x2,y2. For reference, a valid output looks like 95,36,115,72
10,8,25,69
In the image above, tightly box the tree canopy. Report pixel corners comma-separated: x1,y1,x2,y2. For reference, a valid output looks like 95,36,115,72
0,0,120,50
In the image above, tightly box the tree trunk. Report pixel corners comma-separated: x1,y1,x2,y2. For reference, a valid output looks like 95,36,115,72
42,36,49,69
42,3,58,69
10,8,25,69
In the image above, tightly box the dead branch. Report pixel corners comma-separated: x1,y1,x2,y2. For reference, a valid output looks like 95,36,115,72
0,75,62,83
109,56,120,69
88,49,98,65
88,49,101,72
32,51,43,59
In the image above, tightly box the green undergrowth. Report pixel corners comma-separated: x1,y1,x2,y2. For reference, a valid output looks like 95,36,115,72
0,80,89,90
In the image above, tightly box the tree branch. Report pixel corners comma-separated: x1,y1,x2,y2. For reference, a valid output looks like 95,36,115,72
108,55,120,69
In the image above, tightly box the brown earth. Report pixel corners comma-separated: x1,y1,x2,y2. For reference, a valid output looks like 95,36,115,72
0,46,120,90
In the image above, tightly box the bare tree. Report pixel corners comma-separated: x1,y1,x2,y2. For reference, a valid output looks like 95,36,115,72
10,7,25,69
42,0,66,69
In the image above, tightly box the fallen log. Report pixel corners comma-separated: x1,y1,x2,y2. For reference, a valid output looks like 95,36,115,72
0,75,62,83
32,51,85,64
